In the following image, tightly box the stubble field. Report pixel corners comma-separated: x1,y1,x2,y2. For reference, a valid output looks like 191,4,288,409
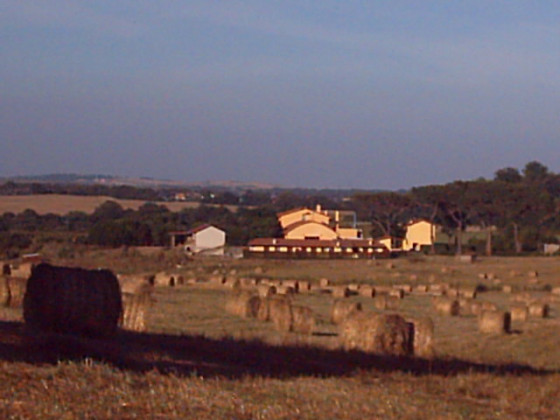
1,251,560,419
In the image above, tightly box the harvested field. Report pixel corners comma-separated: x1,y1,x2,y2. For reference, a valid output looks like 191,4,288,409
0,254,559,417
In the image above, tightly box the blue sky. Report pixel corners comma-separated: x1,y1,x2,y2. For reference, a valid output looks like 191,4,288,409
1,1,559,189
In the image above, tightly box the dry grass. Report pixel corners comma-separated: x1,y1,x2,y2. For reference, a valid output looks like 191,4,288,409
0,254,559,417
0,194,242,215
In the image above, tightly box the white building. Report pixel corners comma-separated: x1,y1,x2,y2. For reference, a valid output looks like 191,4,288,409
170,224,226,256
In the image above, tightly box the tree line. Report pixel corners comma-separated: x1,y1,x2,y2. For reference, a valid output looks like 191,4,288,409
351,161,560,255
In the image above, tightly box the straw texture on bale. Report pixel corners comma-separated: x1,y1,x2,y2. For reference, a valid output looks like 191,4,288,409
434,298,460,316
120,285,153,332
331,300,362,325
340,312,412,356
291,306,315,335
459,287,477,299
510,305,528,322
225,291,261,319
319,278,330,288
24,263,122,338
478,310,511,334
153,271,175,287
406,316,434,359
528,303,549,318
6,276,27,307
257,295,291,323
269,296,293,332
298,281,311,293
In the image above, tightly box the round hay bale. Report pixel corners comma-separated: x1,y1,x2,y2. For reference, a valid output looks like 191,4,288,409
502,285,513,294
478,310,511,334
414,284,429,294
298,280,311,293
23,263,122,338
459,287,477,299
153,271,173,287
375,285,392,295
348,283,360,292
225,291,261,318
331,299,362,325
340,312,412,356
269,296,293,332
291,306,315,335
332,286,350,298
551,287,560,296
395,284,412,293
528,302,549,318
358,285,375,298
434,298,460,316
406,316,434,359
510,305,528,322
257,284,277,298
478,273,487,280
319,278,330,288
445,288,459,298
209,275,225,285
528,270,539,278
120,286,153,332
389,289,404,299
254,266,264,275
282,280,299,293
409,274,418,281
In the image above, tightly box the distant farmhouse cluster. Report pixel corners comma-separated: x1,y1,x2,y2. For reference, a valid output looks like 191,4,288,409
246,205,388,259
168,205,476,259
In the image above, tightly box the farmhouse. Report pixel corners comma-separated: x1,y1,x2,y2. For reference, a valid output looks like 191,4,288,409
278,205,362,240
246,205,388,259
170,224,226,256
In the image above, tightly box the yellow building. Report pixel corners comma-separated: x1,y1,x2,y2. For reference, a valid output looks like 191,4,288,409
278,205,362,240
403,220,438,251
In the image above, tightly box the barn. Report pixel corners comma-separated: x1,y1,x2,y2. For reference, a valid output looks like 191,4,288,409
170,224,226,256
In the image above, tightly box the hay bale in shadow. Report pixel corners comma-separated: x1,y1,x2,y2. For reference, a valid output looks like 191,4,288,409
478,310,511,334
0,277,9,305
406,316,434,359
225,291,261,319
298,280,311,293
340,312,412,356
23,263,122,338
292,306,315,335
331,299,362,325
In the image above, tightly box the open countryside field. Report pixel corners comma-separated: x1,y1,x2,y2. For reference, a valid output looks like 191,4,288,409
0,194,203,215
1,252,560,418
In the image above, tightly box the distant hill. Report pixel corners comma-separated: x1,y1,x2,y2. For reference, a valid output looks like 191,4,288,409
3,173,279,190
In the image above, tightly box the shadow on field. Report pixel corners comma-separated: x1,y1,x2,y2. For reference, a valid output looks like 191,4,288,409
0,320,556,379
